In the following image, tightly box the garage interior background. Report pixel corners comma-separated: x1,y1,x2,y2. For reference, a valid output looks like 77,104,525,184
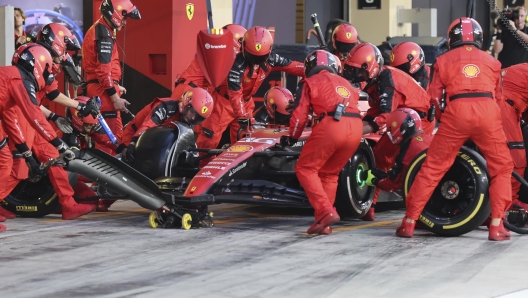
3,0,515,120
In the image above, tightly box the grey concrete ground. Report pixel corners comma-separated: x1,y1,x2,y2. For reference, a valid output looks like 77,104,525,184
1,201,528,298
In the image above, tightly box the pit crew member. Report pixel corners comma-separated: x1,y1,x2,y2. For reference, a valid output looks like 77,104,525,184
397,17,513,241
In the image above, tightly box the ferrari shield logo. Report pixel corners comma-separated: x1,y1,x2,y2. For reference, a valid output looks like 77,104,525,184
346,32,352,39
201,106,208,114
186,3,194,20
390,53,395,62
415,136,423,141
255,43,262,51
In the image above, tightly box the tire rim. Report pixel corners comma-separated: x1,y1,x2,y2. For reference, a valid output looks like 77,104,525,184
423,159,477,219
348,145,374,206
440,180,460,200
355,163,366,188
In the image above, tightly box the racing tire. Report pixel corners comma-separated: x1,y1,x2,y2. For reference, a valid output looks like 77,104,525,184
132,126,180,180
1,171,77,218
335,139,376,218
403,146,491,236
516,123,528,204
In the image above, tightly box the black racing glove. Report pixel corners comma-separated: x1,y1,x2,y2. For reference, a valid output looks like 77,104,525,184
48,112,73,133
15,144,48,182
55,141,76,161
280,135,298,147
76,97,100,118
126,143,136,164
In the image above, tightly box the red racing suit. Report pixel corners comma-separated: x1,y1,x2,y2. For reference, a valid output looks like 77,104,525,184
405,45,513,220
364,66,435,171
0,66,64,200
290,70,363,220
82,17,122,155
497,63,528,204
120,97,182,146
0,127,10,189
196,52,304,158
372,133,433,205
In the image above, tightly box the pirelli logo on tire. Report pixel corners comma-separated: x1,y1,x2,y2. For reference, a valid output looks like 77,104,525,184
16,206,38,212
457,152,483,175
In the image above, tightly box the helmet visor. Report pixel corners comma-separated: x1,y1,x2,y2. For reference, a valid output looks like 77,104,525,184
125,7,141,20
182,105,206,125
244,51,269,65
343,65,367,83
65,35,81,51
335,41,358,59
60,53,76,68
43,65,54,86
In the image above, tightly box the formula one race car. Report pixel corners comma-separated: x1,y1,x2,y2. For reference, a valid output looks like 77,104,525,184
0,120,376,229
133,121,376,228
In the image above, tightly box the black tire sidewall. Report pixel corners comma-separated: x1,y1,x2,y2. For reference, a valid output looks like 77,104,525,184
2,175,60,218
404,147,491,236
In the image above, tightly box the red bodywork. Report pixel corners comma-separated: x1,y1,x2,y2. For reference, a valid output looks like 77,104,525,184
185,128,311,197
195,30,235,88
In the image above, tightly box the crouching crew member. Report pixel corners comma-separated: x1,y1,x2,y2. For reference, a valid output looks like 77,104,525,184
362,108,433,221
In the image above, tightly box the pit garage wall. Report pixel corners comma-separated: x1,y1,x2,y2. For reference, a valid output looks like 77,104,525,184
85,0,210,118
349,0,413,45
411,0,492,48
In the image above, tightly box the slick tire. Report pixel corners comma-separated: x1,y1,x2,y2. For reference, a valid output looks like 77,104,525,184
336,139,376,218
2,171,77,218
403,146,491,236
516,123,528,204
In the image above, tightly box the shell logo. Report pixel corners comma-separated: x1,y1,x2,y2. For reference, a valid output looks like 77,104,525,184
117,5,122,10
336,86,351,98
39,55,46,61
392,121,397,127
411,50,417,56
58,30,64,36
346,32,352,39
462,64,480,78
186,91,193,97
235,33,240,39
228,145,253,152
390,53,395,62
269,98,275,104
201,106,208,114
366,55,372,62
255,43,262,51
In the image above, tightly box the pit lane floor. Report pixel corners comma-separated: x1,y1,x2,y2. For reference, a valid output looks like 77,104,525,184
1,201,527,298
